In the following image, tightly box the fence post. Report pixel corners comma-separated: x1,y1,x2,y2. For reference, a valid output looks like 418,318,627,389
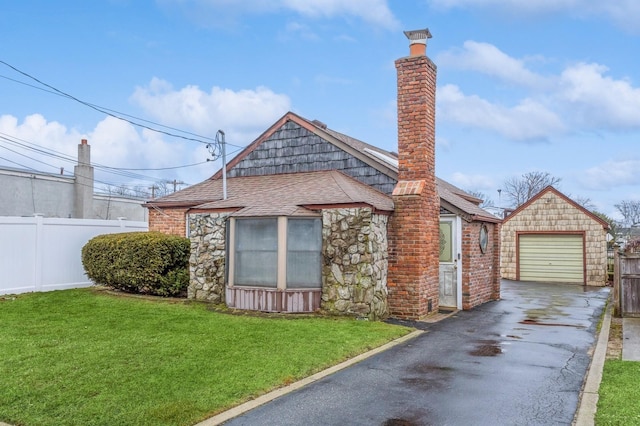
613,247,621,317
34,214,44,291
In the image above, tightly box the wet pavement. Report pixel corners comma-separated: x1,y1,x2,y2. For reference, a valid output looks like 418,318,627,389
223,280,609,426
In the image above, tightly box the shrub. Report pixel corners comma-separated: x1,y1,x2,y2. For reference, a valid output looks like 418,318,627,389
82,231,190,297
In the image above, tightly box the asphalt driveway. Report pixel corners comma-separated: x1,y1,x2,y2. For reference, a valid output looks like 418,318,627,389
223,280,609,426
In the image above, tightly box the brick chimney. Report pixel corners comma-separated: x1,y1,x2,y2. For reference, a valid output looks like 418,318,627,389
387,28,440,319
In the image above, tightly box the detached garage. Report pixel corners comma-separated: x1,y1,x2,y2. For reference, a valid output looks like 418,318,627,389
501,186,609,286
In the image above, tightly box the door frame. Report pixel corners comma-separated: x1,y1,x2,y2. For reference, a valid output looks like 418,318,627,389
439,215,462,310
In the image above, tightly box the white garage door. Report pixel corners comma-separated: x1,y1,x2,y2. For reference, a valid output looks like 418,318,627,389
519,234,584,283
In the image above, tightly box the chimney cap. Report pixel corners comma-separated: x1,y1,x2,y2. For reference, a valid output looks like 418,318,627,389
403,28,432,43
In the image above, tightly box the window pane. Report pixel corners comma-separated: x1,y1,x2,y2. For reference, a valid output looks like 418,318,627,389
236,218,278,251
439,222,453,262
236,251,277,287
287,252,321,288
287,218,322,250
235,219,277,287
287,219,321,288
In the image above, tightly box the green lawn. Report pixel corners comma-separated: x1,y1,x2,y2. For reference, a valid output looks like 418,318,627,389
596,360,640,425
0,289,410,426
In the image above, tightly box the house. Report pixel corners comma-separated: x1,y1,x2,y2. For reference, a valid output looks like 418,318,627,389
146,28,501,320
0,139,148,221
500,186,609,286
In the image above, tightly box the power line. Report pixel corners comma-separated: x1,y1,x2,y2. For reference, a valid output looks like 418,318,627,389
0,66,246,151
0,132,214,183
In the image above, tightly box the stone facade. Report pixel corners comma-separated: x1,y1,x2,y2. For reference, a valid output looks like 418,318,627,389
321,208,389,320
186,208,390,319
188,212,229,302
501,188,608,286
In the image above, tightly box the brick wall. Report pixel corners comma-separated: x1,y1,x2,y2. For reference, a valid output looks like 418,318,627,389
461,221,501,309
148,208,187,236
387,47,440,319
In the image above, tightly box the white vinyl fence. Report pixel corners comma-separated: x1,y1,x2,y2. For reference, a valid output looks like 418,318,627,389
0,216,148,295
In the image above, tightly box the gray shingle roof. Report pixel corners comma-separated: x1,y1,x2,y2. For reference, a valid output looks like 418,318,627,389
149,111,500,222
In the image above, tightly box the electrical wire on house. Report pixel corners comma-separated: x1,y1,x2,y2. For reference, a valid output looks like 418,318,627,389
0,135,206,198
0,60,246,156
0,60,250,195
0,132,210,181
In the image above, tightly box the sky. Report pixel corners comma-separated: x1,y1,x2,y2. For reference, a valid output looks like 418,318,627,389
1,0,639,220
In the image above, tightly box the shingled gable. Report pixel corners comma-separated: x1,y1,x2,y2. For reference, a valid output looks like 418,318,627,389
201,110,498,222
211,111,398,187
503,185,609,229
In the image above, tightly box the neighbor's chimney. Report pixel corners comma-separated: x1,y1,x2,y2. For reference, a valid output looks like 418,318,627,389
74,138,94,219
387,28,440,320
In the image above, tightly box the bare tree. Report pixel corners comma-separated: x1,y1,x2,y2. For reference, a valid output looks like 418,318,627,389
592,211,620,242
465,190,494,209
573,196,596,211
101,184,134,197
615,200,640,227
502,171,561,208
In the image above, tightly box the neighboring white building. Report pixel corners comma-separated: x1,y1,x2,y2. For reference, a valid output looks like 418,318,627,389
0,139,148,221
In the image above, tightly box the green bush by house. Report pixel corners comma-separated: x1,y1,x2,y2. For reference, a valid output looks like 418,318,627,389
81,232,190,297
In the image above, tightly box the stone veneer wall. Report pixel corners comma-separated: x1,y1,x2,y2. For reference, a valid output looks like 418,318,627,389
501,190,607,286
321,208,389,320
188,212,229,302
186,208,390,319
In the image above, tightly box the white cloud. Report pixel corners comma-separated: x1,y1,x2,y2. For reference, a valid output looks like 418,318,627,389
282,0,399,29
437,84,565,141
0,113,214,189
558,63,640,130
434,40,640,138
427,0,640,33
450,171,496,190
160,0,399,30
130,77,291,146
429,0,580,14
282,21,320,41
580,159,640,190
0,114,82,172
436,41,548,88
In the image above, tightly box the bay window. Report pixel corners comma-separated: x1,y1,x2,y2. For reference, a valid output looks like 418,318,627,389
230,217,322,289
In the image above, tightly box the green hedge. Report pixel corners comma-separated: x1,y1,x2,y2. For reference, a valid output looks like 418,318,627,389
81,231,190,297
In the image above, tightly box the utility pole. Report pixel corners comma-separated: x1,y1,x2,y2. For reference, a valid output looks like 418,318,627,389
171,179,185,193
207,130,227,200
149,185,158,199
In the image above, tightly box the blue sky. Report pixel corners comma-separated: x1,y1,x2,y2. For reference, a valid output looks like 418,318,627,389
1,0,639,219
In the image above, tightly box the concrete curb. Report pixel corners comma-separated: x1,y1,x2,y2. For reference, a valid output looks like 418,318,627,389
195,329,425,426
574,299,611,426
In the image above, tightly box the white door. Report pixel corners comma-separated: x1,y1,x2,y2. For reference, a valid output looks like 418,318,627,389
439,218,458,308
